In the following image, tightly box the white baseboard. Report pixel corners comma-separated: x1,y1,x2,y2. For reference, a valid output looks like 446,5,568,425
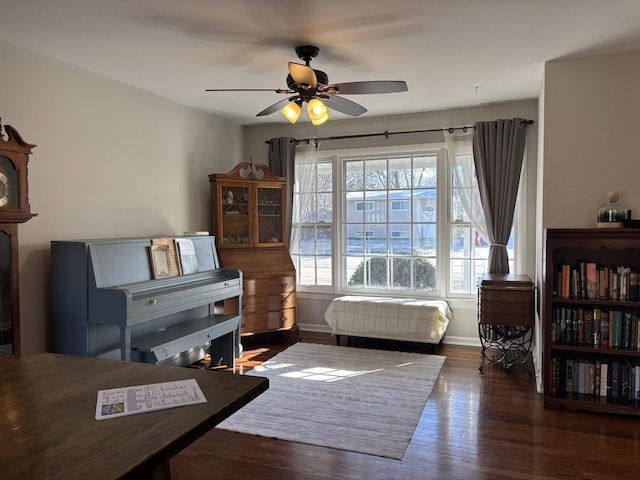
297,323,481,348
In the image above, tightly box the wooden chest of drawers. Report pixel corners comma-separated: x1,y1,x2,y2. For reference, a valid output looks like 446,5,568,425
241,274,296,334
218,248,298,337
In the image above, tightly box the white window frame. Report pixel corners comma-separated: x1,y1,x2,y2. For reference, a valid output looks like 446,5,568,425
293,142,524,299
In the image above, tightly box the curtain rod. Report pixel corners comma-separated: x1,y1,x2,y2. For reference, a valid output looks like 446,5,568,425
265,119,534,145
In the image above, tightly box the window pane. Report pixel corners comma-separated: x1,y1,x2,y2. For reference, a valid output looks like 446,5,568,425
390,256,411,288
413,188,436,223
317,193,332,223
317,162,332,192
414,257,437,292
449,258,469,293
389,156,412,189
317,225,332,255
345,191,364,222
300,226,316,255
413,154,437,188
413,223,436,253
365,191,387,223
345,256,365,287
316,256,332,286
300,193,316,223
364,157,387,190
344,224,364,255
366,225,387,254
344,159,364,191
298,256,316,285
367,257,388,288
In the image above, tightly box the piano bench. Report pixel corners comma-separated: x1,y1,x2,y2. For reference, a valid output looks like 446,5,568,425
131,315,240,368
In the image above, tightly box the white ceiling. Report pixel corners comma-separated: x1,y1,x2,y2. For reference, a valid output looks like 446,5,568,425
1,0,640,125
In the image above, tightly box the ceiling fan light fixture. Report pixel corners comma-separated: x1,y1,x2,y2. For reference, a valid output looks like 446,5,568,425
311,111,329,126
280,100,302,123
307,98,328,122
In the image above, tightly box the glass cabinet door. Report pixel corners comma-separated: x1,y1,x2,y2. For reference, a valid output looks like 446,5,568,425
257,185,284,246
0,228,15,357
220,184,250,247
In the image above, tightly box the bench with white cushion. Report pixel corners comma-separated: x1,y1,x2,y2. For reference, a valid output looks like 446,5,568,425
324,296,452,351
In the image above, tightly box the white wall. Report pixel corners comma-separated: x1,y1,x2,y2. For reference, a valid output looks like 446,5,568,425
243,100,539,345
0,39,243,355
535,49,640,390
543,50,640,227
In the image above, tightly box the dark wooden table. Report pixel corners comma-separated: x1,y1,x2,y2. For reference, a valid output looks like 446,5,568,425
0,353,268,479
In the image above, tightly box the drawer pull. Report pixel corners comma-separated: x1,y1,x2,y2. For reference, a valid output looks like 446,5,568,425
281,282,288,288
149,299,157,305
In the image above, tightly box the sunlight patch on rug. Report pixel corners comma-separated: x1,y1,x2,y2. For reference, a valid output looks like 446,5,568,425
217,343,445,460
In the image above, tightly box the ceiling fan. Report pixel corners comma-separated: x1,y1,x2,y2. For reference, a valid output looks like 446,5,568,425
206,45,408,125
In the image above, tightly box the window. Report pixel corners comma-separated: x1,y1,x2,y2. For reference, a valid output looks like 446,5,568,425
342,153,437,291
391,200,410,211
448,154,515,294
295,160,333,286
355,201,374,212
292,145,518,297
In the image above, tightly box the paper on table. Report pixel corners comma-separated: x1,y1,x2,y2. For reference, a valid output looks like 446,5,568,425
95,379,207,420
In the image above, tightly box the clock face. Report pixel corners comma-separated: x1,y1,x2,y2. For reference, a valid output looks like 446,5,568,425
0,172,10,206
0,156,17,209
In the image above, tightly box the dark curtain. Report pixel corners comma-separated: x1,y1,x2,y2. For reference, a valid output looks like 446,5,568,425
268,137,296,244
473,118,528,274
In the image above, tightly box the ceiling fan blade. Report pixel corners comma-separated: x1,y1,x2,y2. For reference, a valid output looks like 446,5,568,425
206,88,292,93
256,97,296,116
322,95,367,116
288,62,318,89
324,81,408,95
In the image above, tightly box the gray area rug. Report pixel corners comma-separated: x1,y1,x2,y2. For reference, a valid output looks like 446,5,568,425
217,342,446,459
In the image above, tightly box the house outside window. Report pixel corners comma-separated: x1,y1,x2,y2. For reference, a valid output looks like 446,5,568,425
292,145,517,297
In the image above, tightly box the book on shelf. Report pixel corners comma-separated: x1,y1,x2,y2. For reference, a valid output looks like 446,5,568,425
610,359,621,399
630,270,639,301
554,262,640,302
585,262,598,299
549,354,640,402
593,308,601,348
561,264,571,298
594,358,601,396
175,238,199,275
611,310,624,349
551,306,640,351
599,361,609,398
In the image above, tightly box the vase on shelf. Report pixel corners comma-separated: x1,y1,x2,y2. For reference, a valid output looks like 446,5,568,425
596,191,629,228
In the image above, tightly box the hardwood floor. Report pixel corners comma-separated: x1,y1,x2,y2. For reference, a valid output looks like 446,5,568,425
171,332,640,480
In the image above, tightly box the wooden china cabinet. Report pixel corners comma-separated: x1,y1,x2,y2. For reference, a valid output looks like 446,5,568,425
209,162,298,341
0,118,37,360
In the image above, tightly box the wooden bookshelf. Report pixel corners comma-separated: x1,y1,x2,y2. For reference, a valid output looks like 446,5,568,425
544,228,640,415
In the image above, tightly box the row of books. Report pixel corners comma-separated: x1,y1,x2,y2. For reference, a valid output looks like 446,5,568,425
551,355,640,402
149,237,200,279
551,306,640,350
554,262,639,301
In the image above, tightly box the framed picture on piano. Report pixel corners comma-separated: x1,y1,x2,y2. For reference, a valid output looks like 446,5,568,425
149,245,172,279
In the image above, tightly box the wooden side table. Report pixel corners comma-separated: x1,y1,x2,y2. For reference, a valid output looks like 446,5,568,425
477,274,535,376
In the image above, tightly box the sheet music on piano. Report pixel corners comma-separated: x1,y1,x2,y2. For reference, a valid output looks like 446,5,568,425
95,379,207,420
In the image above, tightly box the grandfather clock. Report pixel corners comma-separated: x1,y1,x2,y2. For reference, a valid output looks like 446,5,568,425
0,118,37,359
